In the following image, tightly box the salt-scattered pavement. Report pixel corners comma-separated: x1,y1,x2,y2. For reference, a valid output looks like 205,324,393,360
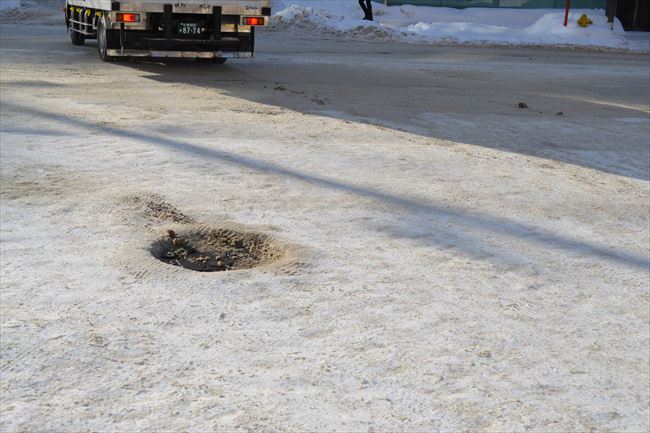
1,22,649,432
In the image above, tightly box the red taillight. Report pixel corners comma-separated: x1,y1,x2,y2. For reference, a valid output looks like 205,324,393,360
242,16,264,26
116,12,140,22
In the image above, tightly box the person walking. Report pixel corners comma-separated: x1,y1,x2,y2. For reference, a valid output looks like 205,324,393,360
358,0,373,20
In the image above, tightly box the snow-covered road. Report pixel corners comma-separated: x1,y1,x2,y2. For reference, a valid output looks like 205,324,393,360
1,24,649,431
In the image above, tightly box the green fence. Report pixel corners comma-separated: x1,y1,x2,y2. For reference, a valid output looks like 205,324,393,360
381,0,606,8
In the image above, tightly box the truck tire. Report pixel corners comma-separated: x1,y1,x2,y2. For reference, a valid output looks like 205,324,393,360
70,28,85,46
68,7,85,46
97,17,116,62
213,58,227,65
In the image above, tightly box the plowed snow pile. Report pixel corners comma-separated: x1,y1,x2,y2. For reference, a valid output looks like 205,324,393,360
269,0,647,51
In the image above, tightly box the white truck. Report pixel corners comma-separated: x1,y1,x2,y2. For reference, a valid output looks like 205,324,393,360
64,0,271,62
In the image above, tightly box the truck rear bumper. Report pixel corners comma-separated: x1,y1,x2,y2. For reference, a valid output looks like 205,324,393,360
105,48,252,58
104,29,254,56
138,36,246,51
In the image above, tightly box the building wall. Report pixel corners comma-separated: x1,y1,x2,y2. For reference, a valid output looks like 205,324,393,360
382,0,607,8
615,0,649,30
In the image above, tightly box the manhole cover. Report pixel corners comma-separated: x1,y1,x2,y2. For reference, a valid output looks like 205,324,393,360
151,226,284,272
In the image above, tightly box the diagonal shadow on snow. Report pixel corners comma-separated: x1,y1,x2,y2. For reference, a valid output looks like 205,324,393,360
116,53,650,182
5,101,649,271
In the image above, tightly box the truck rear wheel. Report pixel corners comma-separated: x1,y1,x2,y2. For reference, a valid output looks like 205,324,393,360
68,6,85,46
70,29,85,46
97,17,116,62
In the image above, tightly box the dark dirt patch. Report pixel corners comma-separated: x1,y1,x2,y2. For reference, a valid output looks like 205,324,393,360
151,226,285,272
125,193,195,223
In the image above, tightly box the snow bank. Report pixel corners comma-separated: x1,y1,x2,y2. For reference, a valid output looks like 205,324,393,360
405,10,625,46
272,5,398,41
270,1,646,51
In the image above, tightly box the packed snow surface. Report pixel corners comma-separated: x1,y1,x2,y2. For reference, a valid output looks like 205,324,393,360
0,0,21,11
270,0,647,51
0,0,61,23
1,15,649,433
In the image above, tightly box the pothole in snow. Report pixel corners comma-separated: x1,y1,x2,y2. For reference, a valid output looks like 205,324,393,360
151,226,286,272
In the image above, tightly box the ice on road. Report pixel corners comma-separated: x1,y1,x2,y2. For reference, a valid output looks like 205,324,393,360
1,24,649,432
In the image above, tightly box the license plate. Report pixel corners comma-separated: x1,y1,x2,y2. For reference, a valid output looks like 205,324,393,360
176,22,202,35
